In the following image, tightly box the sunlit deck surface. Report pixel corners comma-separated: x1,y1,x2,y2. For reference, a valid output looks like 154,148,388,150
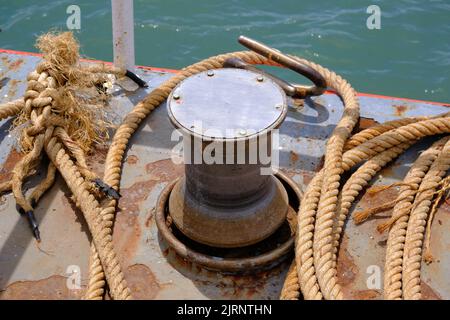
0,50,449,299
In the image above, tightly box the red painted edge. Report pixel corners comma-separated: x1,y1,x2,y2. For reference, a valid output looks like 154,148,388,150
325,90,450,107
0,48,179,74
1,48,449,107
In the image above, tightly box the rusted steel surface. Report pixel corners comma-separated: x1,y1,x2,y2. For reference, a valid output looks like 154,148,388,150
0,51,449,299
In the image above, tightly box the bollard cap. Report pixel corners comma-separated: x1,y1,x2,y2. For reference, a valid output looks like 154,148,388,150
167,68,287,140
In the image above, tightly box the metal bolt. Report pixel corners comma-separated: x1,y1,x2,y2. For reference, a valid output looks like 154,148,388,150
173,93,180,100
275,104,283,110
207,70,214,77
257,75,264,82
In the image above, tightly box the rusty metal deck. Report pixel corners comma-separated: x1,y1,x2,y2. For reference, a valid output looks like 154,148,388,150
0,51,449,300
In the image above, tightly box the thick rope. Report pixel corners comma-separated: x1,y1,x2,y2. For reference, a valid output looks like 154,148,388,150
26,62,131,299
0,99,24,120
280,260,301,300
293,118,450,299
402,139,450,300
11,70,54,214
53,127,99,182
313,112,449,298
44,136,131,299
334,142,415,259
310,64,360,301
344,117,425,151
287,114,429,300
29,161,56,205
382,137,448,299
295,173,324,299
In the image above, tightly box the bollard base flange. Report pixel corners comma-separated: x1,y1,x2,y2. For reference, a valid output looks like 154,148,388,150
155,171,302,273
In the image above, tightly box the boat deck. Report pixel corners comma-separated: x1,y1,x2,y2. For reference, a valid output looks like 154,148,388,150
0,50,449,299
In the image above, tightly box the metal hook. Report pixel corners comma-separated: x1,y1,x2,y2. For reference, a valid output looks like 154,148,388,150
225,36,327,98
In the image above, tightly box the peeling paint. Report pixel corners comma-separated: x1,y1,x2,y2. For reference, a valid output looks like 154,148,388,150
125,264,160,300
0,149,23,185
0,275,85,300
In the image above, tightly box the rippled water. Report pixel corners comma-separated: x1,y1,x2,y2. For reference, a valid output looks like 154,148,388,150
1,0,449,102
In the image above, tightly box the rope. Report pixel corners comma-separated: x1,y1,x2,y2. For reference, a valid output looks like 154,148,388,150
280,260,301,300
44,136,131,299
382,137,448,299
295,173,324,299
334,142,415,257
312,111,449,299
344,117,424,151
402,139,450,300
291,118,423,300
0,99,24,120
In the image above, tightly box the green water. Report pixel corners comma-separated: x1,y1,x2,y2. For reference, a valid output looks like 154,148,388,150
0,0,449,103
